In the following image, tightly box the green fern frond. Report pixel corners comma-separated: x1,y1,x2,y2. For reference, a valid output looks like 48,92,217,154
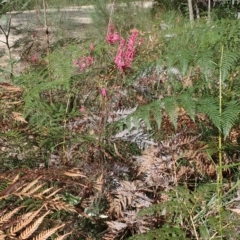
177,93,196,121
127,225,190,240
221,100,240,139
163,97,178,129
221,50,239,82
151,101,162,129
197,97,240,138
197,97,220,131
125,93,198,132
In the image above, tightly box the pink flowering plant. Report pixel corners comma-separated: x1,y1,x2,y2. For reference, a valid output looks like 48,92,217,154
106,24,141,72
74,55,94,72
73,42,95,72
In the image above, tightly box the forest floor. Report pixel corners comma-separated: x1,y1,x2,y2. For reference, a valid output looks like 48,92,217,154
0,1,152,80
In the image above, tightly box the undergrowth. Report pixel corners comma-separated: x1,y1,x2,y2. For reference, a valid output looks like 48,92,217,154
1,1,240,239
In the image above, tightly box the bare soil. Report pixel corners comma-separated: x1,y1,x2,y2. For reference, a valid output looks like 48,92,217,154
0,6,94,79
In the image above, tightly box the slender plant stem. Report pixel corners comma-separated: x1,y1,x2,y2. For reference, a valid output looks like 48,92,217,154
0,14,13,79
106,0,115,37
42,0,53,104
217,45,224,239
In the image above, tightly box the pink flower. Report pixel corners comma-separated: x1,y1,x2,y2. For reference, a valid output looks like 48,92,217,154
74,56,94,72
73,59,79,66
106,24,120,45
124,29,139,68
80,105,85,112
101,88,107,97
80,62,87,72
114,37,125,71
30,55,39,64
114,29,139,72
87,56,94,65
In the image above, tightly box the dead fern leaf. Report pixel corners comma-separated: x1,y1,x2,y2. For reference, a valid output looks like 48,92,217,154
47,198,75,212
0,85,22,92
19,210,51,239
45,188,61,199
34,187,54,199
0,181,22,198
25,183,46,196
12,112,28,123
10,207,42,235
54,232,72,240
0,206,23,225
102,232,116,240
93,173,104,192
20,178,41,194
0,230,6,240
113,143,125,161
64,169,86,178
106,221,127,232
32,223,65,240
109,181,139,218
12,174,20,184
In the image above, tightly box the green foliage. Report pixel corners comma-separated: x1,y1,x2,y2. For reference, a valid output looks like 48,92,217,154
133,184,240,240
90,0,153,40
128,226,190,240
2,1,240,239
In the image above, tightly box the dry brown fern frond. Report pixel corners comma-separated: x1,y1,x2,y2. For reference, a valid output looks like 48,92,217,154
104,210,151,239
32,223,65,240
108,181,137,218
108,180,153,219
102,232,116,240
135,132,215,188
54,232,72,240
63,169,86,178
0,174,74,239
9,207,43,237
0,207,70,240
93,173,104,193
0,207,23,225
19,210,51,240
0,230,6,240
105,221,127,236
0,175,75,213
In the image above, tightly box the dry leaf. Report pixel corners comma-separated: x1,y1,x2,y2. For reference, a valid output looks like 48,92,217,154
229,208,240,214
12,112,28,123
64,170,86,178
0,85,22,92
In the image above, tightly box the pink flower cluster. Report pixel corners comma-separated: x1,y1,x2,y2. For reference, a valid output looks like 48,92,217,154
73,43,94,72
101,87,107,97
106,24,121,45
106,25,140,72
74,56,94,72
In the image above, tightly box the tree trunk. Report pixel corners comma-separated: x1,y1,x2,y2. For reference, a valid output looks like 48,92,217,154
188,0,194,21
195,1,200,19
208,0,211,21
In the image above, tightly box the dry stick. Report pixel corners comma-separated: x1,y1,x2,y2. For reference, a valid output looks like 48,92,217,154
106,0,116,38
42,0,52,104
98,0,116,153
0,14,13,79
43,0,50,55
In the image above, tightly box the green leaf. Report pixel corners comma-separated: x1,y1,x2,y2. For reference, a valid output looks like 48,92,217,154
177,93,196,121
197,97,220,131
151,103,162,129
221,100,240,139
163,97,178,129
